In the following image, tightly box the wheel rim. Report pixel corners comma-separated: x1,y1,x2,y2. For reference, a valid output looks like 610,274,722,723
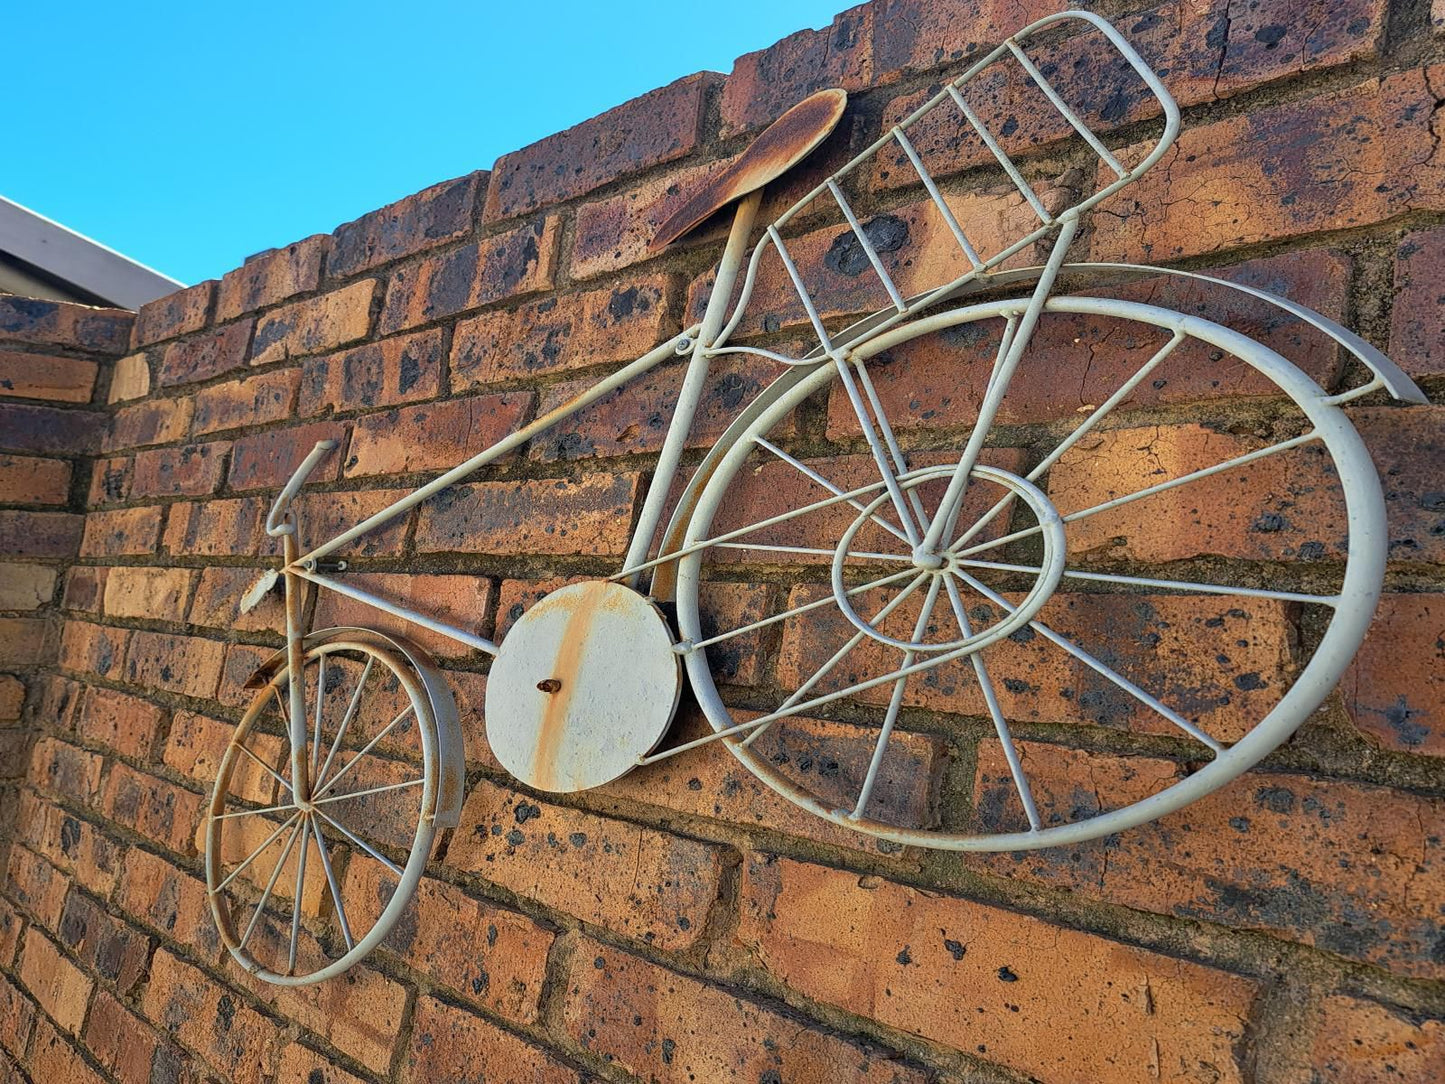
205,640,437,983
674,295,1385,851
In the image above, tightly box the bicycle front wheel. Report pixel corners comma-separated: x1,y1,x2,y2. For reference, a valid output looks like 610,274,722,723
205,639,440,983
673,295,1385,851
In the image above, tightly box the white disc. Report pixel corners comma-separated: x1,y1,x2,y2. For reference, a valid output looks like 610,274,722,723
485,581,681,792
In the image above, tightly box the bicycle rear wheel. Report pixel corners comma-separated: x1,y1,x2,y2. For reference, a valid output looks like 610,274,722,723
673,295,1385,850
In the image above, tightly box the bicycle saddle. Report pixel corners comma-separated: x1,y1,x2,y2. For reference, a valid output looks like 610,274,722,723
649,86,847,252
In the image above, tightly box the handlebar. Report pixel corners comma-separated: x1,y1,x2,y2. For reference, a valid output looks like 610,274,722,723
265,439,339,537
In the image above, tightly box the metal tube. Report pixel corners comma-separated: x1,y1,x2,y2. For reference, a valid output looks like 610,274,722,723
298,324,699,567
289,569,497,655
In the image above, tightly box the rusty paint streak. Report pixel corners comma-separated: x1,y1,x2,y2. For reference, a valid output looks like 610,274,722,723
530,585,606,791
649,88,848,252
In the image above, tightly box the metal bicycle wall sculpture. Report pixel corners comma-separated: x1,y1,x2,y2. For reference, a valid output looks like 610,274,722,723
203,10,1427,984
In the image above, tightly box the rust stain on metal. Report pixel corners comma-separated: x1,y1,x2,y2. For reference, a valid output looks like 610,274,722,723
649,87,848,253
529,585,617,790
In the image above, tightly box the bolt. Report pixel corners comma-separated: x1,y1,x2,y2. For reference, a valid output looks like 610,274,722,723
537,678,562,694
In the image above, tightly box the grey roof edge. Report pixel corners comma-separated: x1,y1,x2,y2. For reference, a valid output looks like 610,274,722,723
0,195,186,311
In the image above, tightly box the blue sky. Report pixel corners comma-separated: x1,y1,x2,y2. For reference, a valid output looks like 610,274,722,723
9,1,848,286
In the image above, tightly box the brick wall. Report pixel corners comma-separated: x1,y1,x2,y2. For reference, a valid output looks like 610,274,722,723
3,1,1444,1082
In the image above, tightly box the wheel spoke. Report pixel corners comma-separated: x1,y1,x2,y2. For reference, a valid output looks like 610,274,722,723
755,437,908,544
313,807,405,878
744,572,931,748
954,556,1339,606
309,814,354,951
850,356,930,532
313,704,415,801
234,742,292,795
950,329,1184,554
311,653,327,779
214,801,297,821
851,576,943,820
687,567,919,652
215,812,301,892
238,816,305,952
312,777,424,806
950,568,1223,753
942,574,1041,831
313,656,374,794
955,431,1322,560
829,352,924,548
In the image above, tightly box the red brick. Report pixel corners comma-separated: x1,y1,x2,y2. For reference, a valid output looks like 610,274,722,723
27,1015,106,1084
101,763,205,854
0,900,20,968
164,709,280,805
720,6,871,137
84,991,163,1084
105,396,192,452
187,566,285,634
162,497,270,558
1093,68,1445,263
567,937,926,1084
378,216,561,334
220,643,274,704
330,172,483,278
131,441,229,497
485,75,711,221
0,976,35,1060
108,352,150,403
0,563,56,610
451,274,681,390
0,351,97,403
1344,593,1445,756
79,505,162,557
1213,0,1386,97
687,185,1039,338
290,487,413,557
0,454,70,505
76,687,165,759
158,319,254,387
343,392,530,479
19,796,123,896
570,157,734,281
344,868,551,1022
605,708,938,856
970,741,1445,978
228,420,346,491
528,353,788,463
0,510,82,557
296,327,443,416
0,402,101,455
134,281,214,347
1391,226,1445,378
28,738,103,802
741,854,1258,1082
275,1044,370,1084
415,471,640,556
449,778,723,950
216,235,329,320
102,565,195,622
115,847,222,961
1352,406,1445,564
6,846,70,929
124,630,225,699
311,572,492,658
250,279,376,365
0,675,24,721
1304,994,1445,1081
190,368,300,435
18,931,91,1034
57,620,129,680
401,995,582,1084
61,567,106,614
88,455,132,503
56,889,149,991
139,949,276,1084
0,295,132,354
